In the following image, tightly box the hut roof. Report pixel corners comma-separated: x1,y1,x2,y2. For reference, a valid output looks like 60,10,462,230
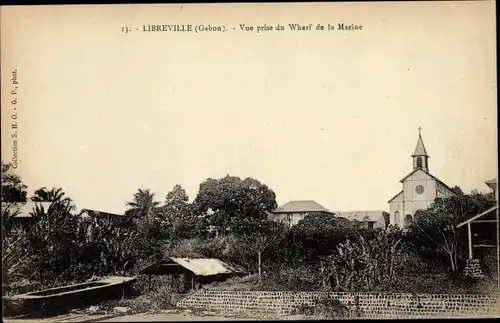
139,257,244,276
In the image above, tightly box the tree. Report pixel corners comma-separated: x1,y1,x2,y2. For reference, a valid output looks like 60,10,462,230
193,175,277,231
451,185,464,196
237,219,287,282
409,193,496,272
156,185,198,240
382,211,390,229
125,189,160,229
287,213,353,262
31,187,71,203
1,162,27,203
1,162,28,233
165,184,189,204
321,226,406,291
30,187,76,216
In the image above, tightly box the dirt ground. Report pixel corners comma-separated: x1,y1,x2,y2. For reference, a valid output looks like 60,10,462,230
3,309,309,322
100,312,255,321
100,309,311,322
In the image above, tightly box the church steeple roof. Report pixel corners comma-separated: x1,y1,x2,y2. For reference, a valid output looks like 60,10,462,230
411,130,429,157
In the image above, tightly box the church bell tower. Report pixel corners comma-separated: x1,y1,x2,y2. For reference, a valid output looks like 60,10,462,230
412,127,429,172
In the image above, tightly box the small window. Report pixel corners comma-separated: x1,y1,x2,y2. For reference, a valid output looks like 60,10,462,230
394,211,400,224
417,157,423,168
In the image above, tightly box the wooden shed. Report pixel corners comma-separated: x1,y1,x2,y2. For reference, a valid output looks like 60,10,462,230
139,257,245,292
457,205,498,260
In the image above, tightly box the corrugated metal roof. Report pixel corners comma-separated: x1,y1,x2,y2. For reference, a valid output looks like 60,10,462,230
170,257,234,276
272,200,332,214
140,257,244,276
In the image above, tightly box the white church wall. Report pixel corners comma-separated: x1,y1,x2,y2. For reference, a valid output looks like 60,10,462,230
389,203,403,226
402,171,437,204
403,200,432,217
389,191,404,226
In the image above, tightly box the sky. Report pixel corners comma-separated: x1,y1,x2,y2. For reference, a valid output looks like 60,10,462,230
1,2,497,214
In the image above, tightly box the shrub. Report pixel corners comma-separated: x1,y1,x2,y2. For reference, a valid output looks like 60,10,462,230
118,286,173,314
481,250,499,279
313,297,352,318
91,285,174,315
292,296,352,319
321,227,406,291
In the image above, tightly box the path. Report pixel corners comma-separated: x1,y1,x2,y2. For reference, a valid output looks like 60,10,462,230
100,313,255,321
4,311,308,322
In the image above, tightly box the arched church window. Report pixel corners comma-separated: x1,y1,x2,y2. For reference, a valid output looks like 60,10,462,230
404,214,413,228
394,211,400,224
417,157,423,168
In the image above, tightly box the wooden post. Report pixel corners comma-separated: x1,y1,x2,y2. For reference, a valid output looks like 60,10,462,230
191,274,195,290
148,275,152,291
467,222,473,259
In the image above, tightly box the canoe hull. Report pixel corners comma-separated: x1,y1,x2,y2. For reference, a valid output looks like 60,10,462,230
4,276,137,317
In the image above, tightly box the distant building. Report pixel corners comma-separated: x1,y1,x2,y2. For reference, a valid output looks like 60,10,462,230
335,210,387,230
269,200,334,227
485,178,497,199
1,201,53,227
80,208,131,227
388,130,456,228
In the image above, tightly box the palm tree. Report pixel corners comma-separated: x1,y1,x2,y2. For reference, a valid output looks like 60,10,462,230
125,189,160,223
31,187,72,203
30,187,76,215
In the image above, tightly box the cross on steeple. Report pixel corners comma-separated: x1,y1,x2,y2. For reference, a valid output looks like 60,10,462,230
418,127,422,135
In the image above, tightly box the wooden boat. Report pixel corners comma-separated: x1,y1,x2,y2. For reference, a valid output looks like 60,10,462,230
4,276,137,317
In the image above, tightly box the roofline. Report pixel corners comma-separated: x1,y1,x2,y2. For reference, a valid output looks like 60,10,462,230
388,191,403,203
334,210,387,213
411,154,430,158
399,169,456,194
457,205,498,228
399,169,420,183
271,210,334,214
428,174,455,193
81,209,125,217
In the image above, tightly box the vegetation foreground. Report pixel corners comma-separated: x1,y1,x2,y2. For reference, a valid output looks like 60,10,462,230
1,161,498,318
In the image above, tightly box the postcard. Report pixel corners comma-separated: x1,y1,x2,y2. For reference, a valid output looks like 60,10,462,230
1,2,498,320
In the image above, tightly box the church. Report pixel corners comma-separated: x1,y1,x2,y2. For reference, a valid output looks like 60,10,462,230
388,130,456,228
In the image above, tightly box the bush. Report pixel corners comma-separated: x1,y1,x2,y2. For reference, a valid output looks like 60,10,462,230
481,250,499,279
292,296,352,319
268,263,320,291
313,297,352,318
89,285,173,316
117,286,173,314
2,208,165,296
369,271,498,295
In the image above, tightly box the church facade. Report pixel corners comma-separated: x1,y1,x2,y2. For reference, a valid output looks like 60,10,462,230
388,131,456,228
